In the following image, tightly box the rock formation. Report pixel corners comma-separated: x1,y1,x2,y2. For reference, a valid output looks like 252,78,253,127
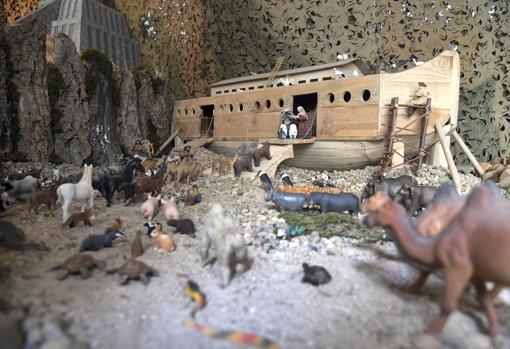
0,20,170,166
51,33,92,166
82,50,122,165
3,20,52,162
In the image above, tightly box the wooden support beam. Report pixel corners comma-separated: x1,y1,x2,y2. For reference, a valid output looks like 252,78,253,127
451,130,485,176
416,98,432,172
155,128,181,157
435,121,461,193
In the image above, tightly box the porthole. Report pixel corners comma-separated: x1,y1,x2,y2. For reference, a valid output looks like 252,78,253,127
265,99,271,109
343,91,352,103
278,98,284,108
229,104,234,112
192,108,196,115
254,101,261,111
239,103,244,112
185,108,188,115
362,89,371,101
219,105,224,112
327,93,335,104
177,109,181,116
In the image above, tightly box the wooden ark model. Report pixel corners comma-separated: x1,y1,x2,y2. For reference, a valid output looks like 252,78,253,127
172,50,460,170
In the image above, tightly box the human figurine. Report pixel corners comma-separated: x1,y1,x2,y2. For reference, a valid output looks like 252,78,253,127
131,140,144,157
407,82,430,117
279,108,298,139
295,106,310,138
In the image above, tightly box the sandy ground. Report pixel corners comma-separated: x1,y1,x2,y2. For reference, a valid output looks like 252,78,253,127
1,159,510,349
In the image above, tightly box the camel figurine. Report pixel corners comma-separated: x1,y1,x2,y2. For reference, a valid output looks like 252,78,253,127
361,182,510,336
57,164,94,223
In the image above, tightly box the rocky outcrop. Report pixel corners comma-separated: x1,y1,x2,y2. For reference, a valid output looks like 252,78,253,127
51,33,92,166
114,68,145,154
135,73,171,147
115,69,171,155
0,21,170,166
83,52,122,166
0,35,11,159
3,20,52,162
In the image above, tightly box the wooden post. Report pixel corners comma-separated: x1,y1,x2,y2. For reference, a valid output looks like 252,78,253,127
416,98,432,172
380,97,398,171
451,130,485,177
435,121,461,193
154,128,181,157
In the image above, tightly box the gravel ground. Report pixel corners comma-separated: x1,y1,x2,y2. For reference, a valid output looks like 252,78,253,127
1,149,510,349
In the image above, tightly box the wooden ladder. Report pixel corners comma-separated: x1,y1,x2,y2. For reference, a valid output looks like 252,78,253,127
266,56,285,87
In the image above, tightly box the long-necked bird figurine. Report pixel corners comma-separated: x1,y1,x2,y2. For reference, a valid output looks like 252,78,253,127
280,173,293,186
258,170,273,191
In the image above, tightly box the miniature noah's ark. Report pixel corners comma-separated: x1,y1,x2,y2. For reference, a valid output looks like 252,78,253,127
172,50,460,170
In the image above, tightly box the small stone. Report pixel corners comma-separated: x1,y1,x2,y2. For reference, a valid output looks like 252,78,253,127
27,328,44,345
279,240,289,249
412,334,441,349
41,338,73,349
276,228,286,238
310,231,321,244
275,218,287,229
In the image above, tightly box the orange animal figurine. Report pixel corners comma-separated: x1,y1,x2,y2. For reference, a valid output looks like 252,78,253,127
151,223,175,252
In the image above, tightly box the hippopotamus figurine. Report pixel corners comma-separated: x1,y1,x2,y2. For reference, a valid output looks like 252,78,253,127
394,184,439,215
266,187,308,212
361,175,417,201
308,192,360,215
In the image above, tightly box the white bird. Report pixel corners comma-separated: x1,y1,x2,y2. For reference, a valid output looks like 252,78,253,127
333,67,345,79
277,76,294,86
412,57,424,66
337,53,350,60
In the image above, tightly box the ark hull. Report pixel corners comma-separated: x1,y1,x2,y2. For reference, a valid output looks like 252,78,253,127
207,134,440,170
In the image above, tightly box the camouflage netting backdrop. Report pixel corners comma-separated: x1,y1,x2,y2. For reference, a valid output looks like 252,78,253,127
7,0,510,164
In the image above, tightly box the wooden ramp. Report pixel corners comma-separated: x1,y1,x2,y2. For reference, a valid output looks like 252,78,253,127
241,144,294,181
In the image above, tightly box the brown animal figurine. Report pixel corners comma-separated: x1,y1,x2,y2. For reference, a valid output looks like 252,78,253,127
363,182,466,294
175,161,204,188
62,207,97,228
233,153,253,177
362,182,510,335
108,217,123,232
211,155,233,176
151,223,176,252
252,141,271,166
131,230,144,258
30,186,58,214
123,163,167,205
185,185,202,205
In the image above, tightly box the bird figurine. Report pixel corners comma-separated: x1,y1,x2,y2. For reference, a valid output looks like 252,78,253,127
336,53,350,60
258,170,273,191
333,67,345,79
352,69,360,77
277,76,294,86
411,55,424,66
280,173,293,186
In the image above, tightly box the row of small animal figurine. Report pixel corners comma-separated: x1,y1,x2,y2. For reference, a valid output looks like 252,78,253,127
361,174,439,215
258,170,360,215
232,141,272,177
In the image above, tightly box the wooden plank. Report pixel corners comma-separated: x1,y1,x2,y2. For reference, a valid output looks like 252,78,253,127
155,128,180,156
451,130,484,176
173,137,214,151
435,121,461,193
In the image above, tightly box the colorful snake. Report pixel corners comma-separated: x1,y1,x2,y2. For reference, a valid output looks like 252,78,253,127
183,280,280,349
